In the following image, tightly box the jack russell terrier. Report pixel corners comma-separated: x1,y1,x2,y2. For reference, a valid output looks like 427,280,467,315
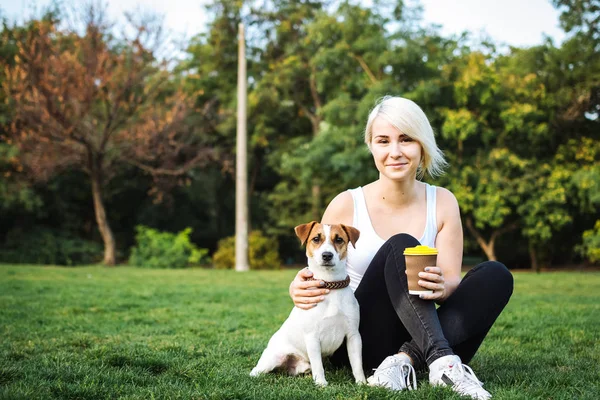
250,221,366,386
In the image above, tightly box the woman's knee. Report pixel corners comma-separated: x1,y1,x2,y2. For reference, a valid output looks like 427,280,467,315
386,233,420,250
477,261,514,298
362,234,419,289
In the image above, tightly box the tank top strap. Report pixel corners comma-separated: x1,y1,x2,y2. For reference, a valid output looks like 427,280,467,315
348,187,376,236
422,183,438,247
348,188,360,228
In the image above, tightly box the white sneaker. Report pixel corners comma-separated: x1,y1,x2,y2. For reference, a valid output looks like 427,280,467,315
367,353,417,391
429,355,491,399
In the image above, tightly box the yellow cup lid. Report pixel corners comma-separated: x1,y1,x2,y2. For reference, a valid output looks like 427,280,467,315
403,245,438,255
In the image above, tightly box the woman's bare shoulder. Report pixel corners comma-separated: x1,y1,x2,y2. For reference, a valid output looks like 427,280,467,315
321,190,354,226
435,186,461,222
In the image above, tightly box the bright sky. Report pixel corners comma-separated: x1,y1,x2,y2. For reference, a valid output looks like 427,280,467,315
1,0,566,48
420,0,565,47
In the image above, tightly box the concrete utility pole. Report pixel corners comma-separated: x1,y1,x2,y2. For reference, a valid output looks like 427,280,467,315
235,23,249,272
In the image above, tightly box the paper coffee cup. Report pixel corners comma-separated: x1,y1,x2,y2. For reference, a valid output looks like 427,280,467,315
403,245,438,295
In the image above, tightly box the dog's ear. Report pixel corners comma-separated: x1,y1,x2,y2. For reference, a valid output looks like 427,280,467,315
341,224,360,248
294,221,318,246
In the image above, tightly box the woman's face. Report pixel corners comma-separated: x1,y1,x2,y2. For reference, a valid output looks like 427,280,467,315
370,117,422,181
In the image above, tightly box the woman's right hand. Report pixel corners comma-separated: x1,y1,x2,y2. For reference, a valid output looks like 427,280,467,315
289,268,330,310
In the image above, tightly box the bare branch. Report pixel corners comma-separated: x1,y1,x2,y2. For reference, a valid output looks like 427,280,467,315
349,52,378,84
309,65,322,111
126,148,216,176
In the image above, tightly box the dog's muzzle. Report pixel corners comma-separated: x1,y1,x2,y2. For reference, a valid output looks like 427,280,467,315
320,252,335,267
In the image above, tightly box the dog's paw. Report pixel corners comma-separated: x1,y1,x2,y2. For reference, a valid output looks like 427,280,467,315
315,379,328,387
355,377,367,385
249,368,261,377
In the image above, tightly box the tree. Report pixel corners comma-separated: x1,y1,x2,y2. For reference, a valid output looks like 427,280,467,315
262,0,409,230
552,0,600,44
3,5,215,265
550,0,600,266
426,48,561,264
0,19,42,215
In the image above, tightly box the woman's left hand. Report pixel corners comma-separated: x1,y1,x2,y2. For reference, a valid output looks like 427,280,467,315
416,266,446,301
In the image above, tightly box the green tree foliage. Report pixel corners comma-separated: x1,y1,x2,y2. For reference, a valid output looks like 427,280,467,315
429,50,559,263
552,0,600,43
0,227,102,265
580,220,600,262
0,20,41,213
0,144,41,212
2,0,599,269
263,0,428,233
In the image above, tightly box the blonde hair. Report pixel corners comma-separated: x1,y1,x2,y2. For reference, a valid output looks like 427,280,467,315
364,96,447,179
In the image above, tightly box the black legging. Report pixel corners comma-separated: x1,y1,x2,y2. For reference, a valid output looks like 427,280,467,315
332,233,513,373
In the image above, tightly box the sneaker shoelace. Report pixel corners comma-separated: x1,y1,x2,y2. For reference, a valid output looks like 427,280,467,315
447,362,487,395
373,358,418,390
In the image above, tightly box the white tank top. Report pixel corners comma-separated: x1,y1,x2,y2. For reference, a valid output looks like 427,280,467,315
346,184,438,291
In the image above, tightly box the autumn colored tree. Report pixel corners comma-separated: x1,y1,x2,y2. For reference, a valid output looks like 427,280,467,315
2,5,215,265
0,19,41,213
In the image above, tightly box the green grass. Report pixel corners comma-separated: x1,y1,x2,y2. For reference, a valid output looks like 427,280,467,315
0,266,599,399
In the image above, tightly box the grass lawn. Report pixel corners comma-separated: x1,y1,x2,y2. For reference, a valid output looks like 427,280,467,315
1,265,599,399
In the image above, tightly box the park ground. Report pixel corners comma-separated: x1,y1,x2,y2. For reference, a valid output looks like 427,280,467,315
1,265,599,399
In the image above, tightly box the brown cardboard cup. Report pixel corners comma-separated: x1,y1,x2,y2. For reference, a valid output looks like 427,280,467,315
404,246,438,295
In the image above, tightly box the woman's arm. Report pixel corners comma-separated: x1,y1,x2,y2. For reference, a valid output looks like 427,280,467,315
418,187,463,303
321,191,353,226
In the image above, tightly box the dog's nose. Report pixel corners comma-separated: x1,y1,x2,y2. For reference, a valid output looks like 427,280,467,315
322,252,333,262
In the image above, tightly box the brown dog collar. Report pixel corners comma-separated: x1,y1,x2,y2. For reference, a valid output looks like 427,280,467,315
307,275,351,290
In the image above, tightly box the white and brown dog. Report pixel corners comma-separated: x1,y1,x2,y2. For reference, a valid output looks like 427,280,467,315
250,221,366,386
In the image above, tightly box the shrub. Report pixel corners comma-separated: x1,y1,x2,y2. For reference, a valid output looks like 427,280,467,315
0,228,102,266
579,220,600,264
212,231,281,270
129,225,210,268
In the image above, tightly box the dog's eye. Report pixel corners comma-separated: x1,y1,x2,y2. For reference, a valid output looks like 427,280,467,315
335,237,344,244
312,236,320,243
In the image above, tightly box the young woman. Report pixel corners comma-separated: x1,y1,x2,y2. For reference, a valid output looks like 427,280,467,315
289,96,513,399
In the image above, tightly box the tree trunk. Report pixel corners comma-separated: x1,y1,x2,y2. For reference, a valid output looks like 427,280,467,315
307,68,323,223
529,244,540,273
465,217,497,261
465,218,519,262
90,165,116,266
479,238,496,261
312,183,321,222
